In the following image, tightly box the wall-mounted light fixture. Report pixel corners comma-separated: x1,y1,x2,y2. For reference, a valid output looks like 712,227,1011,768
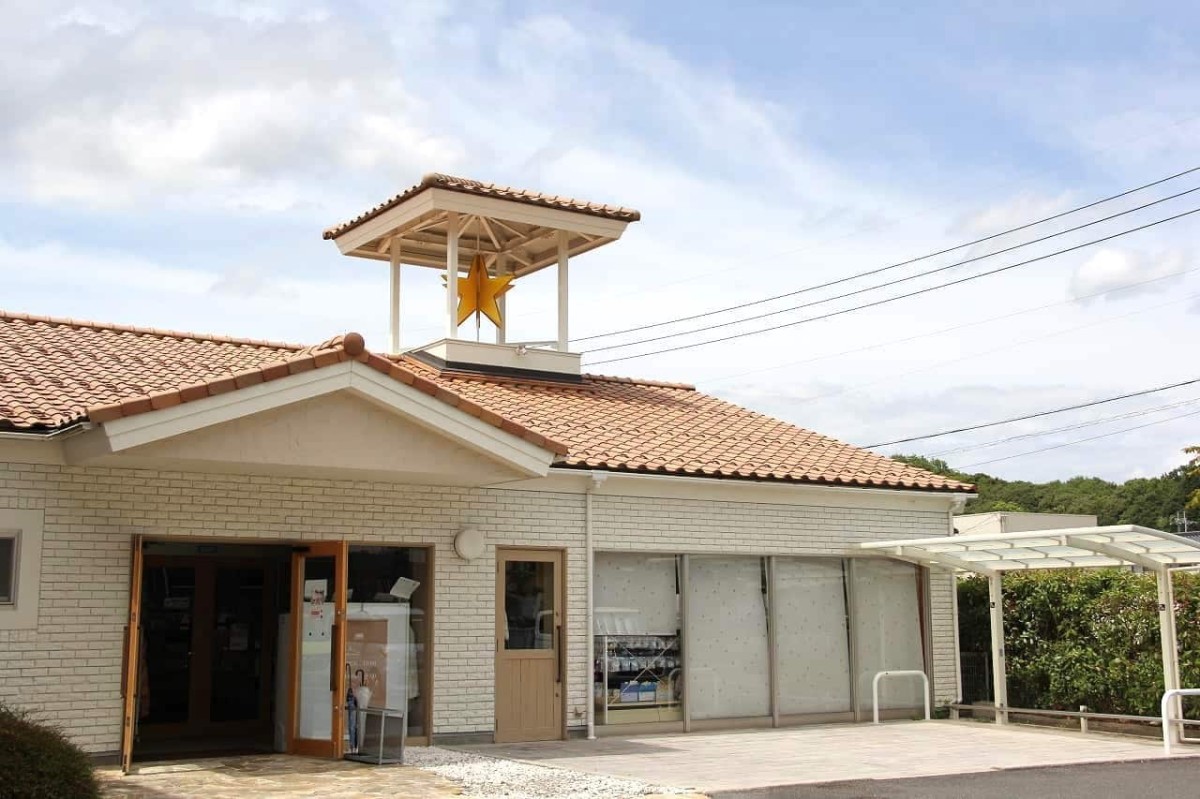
454,526,485,561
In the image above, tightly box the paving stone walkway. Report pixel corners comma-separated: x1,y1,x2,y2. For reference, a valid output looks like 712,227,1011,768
98,754,461,799
466,720,1195,793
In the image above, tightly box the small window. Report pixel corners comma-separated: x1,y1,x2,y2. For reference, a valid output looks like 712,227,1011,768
0,535,15,604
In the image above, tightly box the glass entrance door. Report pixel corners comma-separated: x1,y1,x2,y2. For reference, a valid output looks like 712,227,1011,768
288,541,347,757
494,548,564,743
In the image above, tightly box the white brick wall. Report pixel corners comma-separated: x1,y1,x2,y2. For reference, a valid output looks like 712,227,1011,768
0,461,957,754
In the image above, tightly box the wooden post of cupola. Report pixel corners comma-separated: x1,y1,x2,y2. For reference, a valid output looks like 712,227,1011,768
389,237,402,354
556,229,569,351
495,254,507,346
446,211,460,339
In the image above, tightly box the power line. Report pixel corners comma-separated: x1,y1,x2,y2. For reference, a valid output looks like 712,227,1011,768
795,289,1200,408
701,265,1198,385
587,182,1200,355
957,407,1200,470
585,203,1200,365
865,376,1200,449
573,164,1200,345
927,396,1200,458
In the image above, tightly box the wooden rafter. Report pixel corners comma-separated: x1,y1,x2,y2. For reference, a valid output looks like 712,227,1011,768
479,217,501,250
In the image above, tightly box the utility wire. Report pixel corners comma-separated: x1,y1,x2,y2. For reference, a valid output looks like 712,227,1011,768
584,183,1200,354
957,407,1200,470
585,204,1200,365
865,376,1200,449
702,265,1198,385
573,165,1200,345
928,396,1200,458
795,289,1200,408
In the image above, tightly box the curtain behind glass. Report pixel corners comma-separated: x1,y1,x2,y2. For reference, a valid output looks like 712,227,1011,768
852,559,925,711
687,556,771,720
774,558,852,715
593,553,680,634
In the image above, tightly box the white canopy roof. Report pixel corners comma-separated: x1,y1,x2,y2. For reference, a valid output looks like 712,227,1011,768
860,524,1200,575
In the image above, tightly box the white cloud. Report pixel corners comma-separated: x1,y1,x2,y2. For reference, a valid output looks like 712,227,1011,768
0,1,1197,484
952,192,1073,238
1069,247,1189,301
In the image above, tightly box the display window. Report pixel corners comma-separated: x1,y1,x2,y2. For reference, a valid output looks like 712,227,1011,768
774,557,853,715
593,551,927,730
851,558,925,711
345,546,431,741
593,553,682,725
687,556,771,720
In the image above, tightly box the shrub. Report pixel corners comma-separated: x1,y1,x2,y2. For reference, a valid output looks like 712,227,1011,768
0,701,99,799
958,570,1200,717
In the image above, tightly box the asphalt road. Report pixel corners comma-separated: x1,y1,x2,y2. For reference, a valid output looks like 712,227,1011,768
710,759,1200,798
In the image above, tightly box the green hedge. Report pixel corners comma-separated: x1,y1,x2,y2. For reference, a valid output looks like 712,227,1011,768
0,701,99,799
958,569,1200,716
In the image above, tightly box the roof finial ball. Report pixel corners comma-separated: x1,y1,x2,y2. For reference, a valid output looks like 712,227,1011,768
343,331,366,357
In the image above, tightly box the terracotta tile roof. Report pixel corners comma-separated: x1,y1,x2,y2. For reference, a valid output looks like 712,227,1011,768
397,357,973,493
0,310,971,493
322,173,642,240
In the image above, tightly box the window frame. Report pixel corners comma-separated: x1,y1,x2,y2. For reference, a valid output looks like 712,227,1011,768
0,530,16,605
0,509,43,630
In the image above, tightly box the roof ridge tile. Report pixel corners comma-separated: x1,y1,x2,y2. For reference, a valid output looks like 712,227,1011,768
0,308,303,351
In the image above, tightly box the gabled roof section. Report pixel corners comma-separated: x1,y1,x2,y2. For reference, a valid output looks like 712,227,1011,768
0,312,566,455
0,310,971,493
323,172,641,241
397,356,973,493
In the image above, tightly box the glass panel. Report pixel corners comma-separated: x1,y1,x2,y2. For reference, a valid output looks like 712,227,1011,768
0,537,13,604
140,565,197,725
687,556,770,719
593,553,683,725
504,560,555,650
774,558,852,715
346,546,431,739
852,559,925,711
211,567,266,723
296,556,336,740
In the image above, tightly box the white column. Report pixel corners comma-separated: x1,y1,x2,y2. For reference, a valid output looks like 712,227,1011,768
1158,568,1182,746
389,237,402,354
495,254,507,345
446,211,460,340
988,572,1008,724
556,229,569,352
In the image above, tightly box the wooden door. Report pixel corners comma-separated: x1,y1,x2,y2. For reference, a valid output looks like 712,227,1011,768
287,541,348,757
120,535,145,774
495,548,564,743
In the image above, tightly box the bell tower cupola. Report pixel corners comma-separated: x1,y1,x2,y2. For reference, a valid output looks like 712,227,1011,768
322,173,640,378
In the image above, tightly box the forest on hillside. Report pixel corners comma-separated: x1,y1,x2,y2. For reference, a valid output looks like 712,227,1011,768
892,451,1200,531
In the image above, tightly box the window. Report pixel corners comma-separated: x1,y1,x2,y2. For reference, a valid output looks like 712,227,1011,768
0,510,43,630
0,534,14,604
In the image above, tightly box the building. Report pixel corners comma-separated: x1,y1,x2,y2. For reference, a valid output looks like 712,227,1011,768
0,174,974,770
954,512,1098,536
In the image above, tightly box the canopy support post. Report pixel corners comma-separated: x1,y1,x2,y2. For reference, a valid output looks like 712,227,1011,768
988,572,1008,724
1158,567,1182,748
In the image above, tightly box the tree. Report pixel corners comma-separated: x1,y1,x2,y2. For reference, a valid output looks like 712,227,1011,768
891,450,1196,527
1187,446,1200,511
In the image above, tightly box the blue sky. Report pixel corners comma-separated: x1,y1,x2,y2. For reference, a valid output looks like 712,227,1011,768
1,0,1198,485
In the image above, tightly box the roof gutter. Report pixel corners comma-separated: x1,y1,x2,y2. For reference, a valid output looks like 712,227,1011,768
557,466,977,503
0,422,93,441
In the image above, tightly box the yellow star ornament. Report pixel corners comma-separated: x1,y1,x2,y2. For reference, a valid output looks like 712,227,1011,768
455,253,515,328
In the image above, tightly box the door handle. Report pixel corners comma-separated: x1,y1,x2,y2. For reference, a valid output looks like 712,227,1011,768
329,622,339,692
556,624,563,684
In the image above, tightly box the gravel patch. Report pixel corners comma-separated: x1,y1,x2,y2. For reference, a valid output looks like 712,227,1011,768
406,746,692,798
